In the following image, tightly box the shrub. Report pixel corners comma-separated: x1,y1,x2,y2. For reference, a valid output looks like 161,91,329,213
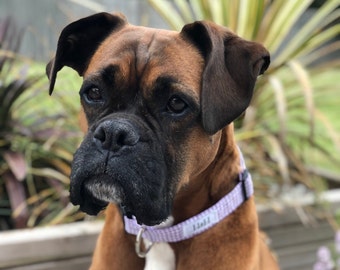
0,17,84,229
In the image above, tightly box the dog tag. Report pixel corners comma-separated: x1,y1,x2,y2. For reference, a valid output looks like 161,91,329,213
182,210,219,239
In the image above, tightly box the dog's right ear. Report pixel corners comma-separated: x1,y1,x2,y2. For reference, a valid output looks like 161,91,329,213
46,12,126,95
181,21,270,135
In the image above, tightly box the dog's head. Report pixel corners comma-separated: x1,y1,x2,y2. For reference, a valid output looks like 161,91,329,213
47,12,269,226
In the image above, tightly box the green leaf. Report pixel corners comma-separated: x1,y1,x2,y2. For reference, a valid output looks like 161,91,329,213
274,0,340,65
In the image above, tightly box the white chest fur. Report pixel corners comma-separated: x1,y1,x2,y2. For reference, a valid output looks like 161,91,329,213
143,216,175,270
144,240,176,270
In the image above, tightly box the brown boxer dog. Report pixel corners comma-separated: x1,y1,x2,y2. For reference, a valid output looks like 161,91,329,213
47,12,279,270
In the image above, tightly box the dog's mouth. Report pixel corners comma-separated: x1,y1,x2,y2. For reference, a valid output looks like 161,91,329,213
72,175,136,220
70,173,171,226
69,142,173,226
70,175,122,216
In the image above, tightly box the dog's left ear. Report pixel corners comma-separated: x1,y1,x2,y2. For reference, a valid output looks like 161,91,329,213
46,12,127,95
181,21,270,134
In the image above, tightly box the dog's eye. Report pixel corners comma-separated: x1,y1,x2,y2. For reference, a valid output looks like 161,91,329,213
85,87,103,102
167,96,187,114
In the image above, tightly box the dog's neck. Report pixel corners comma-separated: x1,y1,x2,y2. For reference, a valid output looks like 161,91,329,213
172,125,241,224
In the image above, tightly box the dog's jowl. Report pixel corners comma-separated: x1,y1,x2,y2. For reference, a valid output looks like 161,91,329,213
47,12,279,270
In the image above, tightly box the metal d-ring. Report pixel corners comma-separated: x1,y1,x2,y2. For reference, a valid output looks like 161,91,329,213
135,226,154,258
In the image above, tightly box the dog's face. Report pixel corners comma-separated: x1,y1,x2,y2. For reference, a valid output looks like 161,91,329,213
47,12,269,226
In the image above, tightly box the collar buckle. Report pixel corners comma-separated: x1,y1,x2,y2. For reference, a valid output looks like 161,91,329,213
135,226,154,258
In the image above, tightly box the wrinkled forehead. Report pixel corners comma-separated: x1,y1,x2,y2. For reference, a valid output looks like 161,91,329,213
84,24,204,97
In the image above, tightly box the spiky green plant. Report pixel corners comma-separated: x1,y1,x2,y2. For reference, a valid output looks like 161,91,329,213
0,17,84,229
148,0,340,197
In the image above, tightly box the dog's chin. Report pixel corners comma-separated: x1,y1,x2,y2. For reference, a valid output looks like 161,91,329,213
129,206,171,226
70,176,171,226
69,176,116,216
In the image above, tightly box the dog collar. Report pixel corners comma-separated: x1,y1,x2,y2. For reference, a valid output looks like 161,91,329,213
124,150,253,245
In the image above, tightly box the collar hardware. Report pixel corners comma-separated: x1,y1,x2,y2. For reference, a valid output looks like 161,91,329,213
135,226,154,258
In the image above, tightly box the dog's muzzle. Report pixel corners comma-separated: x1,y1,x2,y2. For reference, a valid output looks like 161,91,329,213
69,116,172,226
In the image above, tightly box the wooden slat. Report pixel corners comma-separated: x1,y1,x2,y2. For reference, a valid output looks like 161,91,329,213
267,222,334,248
257,190,340,269
263,221,334,270
0,221,103,268
2,256,92,270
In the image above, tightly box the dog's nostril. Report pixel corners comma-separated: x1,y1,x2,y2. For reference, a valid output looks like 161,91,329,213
93,126,106,143
116,133,125,146
115,129,137,147
118,129,140,147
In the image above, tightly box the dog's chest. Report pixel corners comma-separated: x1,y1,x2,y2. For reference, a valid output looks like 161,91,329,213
144,240,175,270
143,216,175,270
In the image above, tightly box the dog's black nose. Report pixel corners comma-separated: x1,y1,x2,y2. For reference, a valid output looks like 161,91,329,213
93,120,140,151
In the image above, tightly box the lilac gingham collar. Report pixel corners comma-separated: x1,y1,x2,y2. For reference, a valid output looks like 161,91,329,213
124,149,253,244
